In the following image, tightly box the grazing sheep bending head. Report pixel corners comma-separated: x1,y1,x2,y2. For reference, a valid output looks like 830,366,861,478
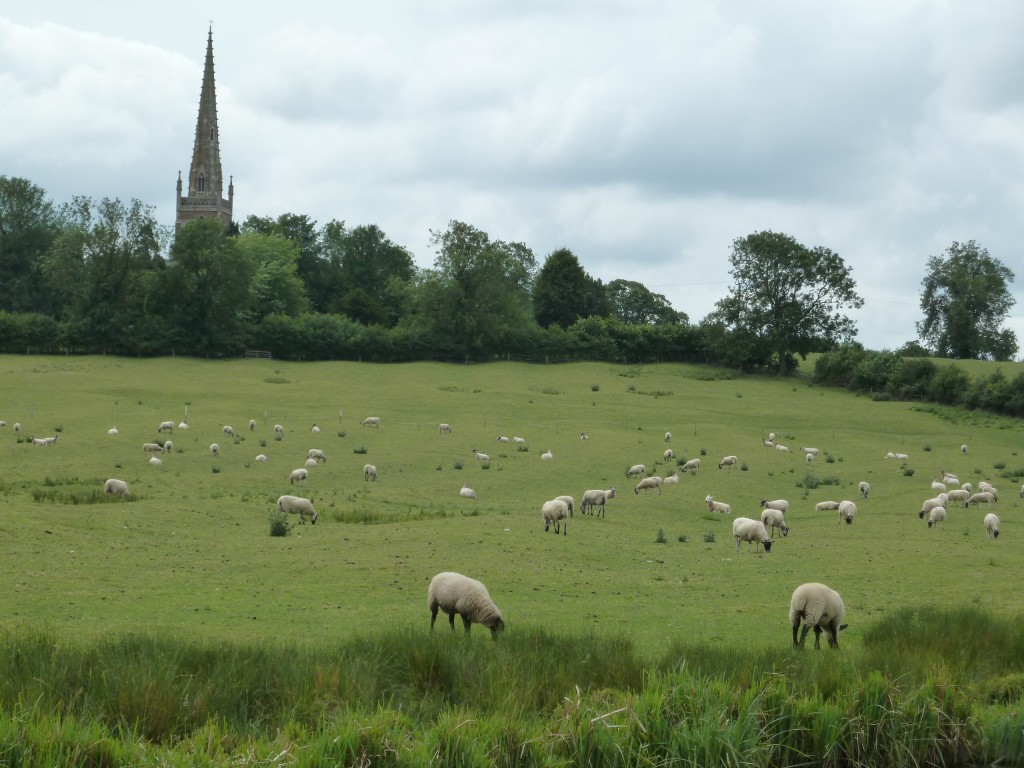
790,582,847,649
427,571,504,638
984,513,1000,538
542,499,570,535
103,478,129,499
277,494,317,524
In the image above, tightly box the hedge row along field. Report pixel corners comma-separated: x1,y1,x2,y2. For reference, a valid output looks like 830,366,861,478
1,356,1022,765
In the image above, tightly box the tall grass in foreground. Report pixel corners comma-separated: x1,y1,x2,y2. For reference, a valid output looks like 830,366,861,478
1,608,1023,766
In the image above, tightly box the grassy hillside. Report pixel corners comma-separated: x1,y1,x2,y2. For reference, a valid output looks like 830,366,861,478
1,356,1022,658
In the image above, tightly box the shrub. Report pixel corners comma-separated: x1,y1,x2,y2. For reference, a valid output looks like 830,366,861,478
655,529,667,543
590,384,600,392
703,532,716,544
269,509,291,537
677,533,688,543
353,446,368,454
903,468,915,477
923,443,932,452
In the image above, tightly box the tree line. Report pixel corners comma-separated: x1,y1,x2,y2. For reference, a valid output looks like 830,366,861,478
0,175,1016,369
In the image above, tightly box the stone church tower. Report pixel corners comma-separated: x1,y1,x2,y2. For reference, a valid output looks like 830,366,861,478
175,27,233,232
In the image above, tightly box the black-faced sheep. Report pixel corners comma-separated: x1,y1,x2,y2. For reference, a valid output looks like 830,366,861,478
472,449,490,461
838,500,857,524
580,487,616,517
966,491,995,508
542,499,570,535
277,494,317,524
626,464,646,478
984,513,1000,538
760,508,789,538
790,582,847,649
718,455,738,469
927,506,946,528
732,517,772,553
363,463,377,481
427,571,504,638
307,449,327,463
919,494,947,517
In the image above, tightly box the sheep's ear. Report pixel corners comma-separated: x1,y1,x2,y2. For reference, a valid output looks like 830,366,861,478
839,624,849,631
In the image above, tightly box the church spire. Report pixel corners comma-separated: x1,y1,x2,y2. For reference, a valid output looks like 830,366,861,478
176,26,233,233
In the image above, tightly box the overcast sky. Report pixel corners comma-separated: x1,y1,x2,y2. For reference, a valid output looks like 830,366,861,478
3,1,1023,355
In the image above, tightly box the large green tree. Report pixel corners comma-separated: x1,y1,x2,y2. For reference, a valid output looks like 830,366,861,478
235,232,309,323
533,248,608,329
607,279,686,325
0,176,60,313
916,240,1017,361
708,231,863,375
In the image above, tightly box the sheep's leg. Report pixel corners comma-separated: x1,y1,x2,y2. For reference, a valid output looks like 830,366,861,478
797,623,811,648
430,606,438,631
461,615,472,634
792,623,801,647
812,626,822,650
447,611,456,631
826,626,839,649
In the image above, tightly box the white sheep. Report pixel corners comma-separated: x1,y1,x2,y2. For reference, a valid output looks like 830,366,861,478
143,442,164,455
580,487,616,517
718,455,738,469
760,507,789,538
107,427,118,435
210,443,219,457
885,451,896,459
439,423,452,434
223,425,235,437
162,440,173,454
895,452,909,460
775,443,790,453
427,572,504,638
513,436,526,445
307,449,327,463
815,500,841,512
31,436,58,446
178,421,189,430
680,458,701,472
919,495,948,517
542,499,570,535
858,481,870,499
961,482,972,493
626,464,646,478
541,449,553,460
13,422,20,433
472,449,490,461
555,495,575,516
635,476,663,495
732,517,773,553
838,500,857,524
1020,483,1024,499
760,498,790,514
930,479,947,493
274,424,284,436
768,432,776,441
289,468,308,485
496,436,510,443
363,463,377,481
984,513,1000,539
0,421,5,427
157,420,175,433
664,472,679,485
927,506,947,528
103,478,129,498
255,454,269,463
311,424,320,433
361,416,381,428
277,494,317,524
762,439,775,448
961,444,968,455
149,456,163,466
966,491,996,508
801,447,820,456
941,471,959,485
945,489,970,504
705,495,731,515
805,453,814,464
790,583,847,649
664,431,671,443
460,483,477,499
249,419,256,431
304,458,317,468
663,448,674,460
978,482,999,501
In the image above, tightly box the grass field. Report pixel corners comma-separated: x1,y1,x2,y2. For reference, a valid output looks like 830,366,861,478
2,355,1022,659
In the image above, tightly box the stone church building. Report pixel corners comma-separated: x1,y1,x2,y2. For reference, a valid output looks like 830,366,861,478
175,28,233,232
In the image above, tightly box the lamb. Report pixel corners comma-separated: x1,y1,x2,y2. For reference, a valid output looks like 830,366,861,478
663,449,674,460
178,421,189,430
363,463,377,481
143,442,164,455
805,453,814,464
496,436,510,443
919,495,948,517
680,458,701,472
635,476,663,495
277,494,317,524
815,500,841,512
718,455,738,469
732,517,773,553
775,443,790,453
472,449,490,461
210,443,219,457
664,432,671,443
664,472,679,485
801,447,820,456
427,572,504,638
927,506,947,528
157,421,175,433
760,498,790,514
255,454,269,463
361,416,381,428
555,495,575,516
289,468,308,485
439,423,452,434
307,449,327,463
966,491,996,508
149,456,163,466
858,481,870,499
542,499,570,535
790,583,847,649
580,487,616,517
984,513,1000,538
460,483,477,499
223,425,236,437
838,500,857,524
513,436,527,445
961,482,972,493
961,444,968,455
103,478,129,498
107,427,118,435
626,464,646,478
760,508,789,538
541,449,553,460
705,495,731,514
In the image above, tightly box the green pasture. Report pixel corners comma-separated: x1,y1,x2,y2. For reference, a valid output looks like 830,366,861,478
1,355,1022,658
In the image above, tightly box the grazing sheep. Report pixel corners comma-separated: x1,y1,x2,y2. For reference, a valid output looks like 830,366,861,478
858,481,870,499
930,479,947,493
941,471,959,485
978,482,999,501
255,454,269,463
542,499,570,535
103,478,129,498
107,427,118,435
801,447,820,456
895,452,909,460
427,572,504,638
541,449,553,460
304,458,317,468
496,436,510,443
178,421,189,430
472,449,490,461
277,494,317,524
223,425,236,437
143,442,164,455
838,500,857,524
664,472,679,485
363,463,377,481
579,432,589,440
815,500,841,512
162,440,173,454
718,455,738,469
705,495,731,515
249,419,256,431
13,423,20,433
945,488,970,504
885,451,896,459
148,456,163,466
555,495,575,516
966,491,996,508
805,453,814,464
31,436,58,446
664,432,671,443
311,424,320,433
927,506,947,528
961,444,968,455
762,439,775,448
775,444,790,453
157,421,175,433
210,443,219,457
626,464,646,478
680,458,701,472
760,508,789,538
513,436,527,445
439,423,452,434
274,424,284,436
919,495,948,517
760,498,790,514
961,482,972,493
732,517,773,553
580,487,616,517
307,449,327,463
289,468,308,485
635,476,663,495
984,513,1000,538
361,416,381,428
790,583,847,649
460,483,477,499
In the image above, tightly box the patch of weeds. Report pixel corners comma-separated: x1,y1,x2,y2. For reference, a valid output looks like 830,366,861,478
999,467,1024,480
903,468,915,477
269,509,291,537
677,533,688,543
700,448,706,456
923,443,932,452
353,446,368,454
801,474,820,490
993,460,1006,470
273,433,283,441
703,532,716,544
736,393,742,398
480,462,491,470
740,462,749,471
541,387,562,395
627,384,636,393
454,461,463,470
825,454,836,464
53,425,63,433
259,439,267,448
338,430,346,438
516,445,529,453
655,528,667,543
263,377,289,384
591,384,600,392
211,466,220,474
